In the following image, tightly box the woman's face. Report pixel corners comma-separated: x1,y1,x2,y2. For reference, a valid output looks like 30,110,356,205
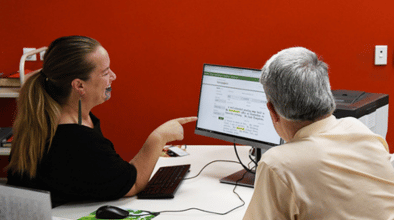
83,46,116,107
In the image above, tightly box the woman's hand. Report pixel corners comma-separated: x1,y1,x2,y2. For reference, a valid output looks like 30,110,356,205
152,117,198,144
125,116,197,197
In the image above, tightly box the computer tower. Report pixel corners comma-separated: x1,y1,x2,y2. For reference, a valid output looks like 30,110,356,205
332,90,389,139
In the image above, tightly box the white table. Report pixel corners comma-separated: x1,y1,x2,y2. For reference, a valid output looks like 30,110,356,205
52,145,255,219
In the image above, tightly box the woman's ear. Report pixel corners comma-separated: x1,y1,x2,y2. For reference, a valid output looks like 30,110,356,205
267,102,280,124
71,78,85,96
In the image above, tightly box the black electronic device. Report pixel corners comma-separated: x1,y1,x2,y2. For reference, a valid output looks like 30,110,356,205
137,164,191,199
95,205,129,219
195,64,282,188
0,127,12,143
332,90,389,138
332,90,389,118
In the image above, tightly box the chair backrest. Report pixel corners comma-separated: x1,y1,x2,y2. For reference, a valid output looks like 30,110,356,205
0,184,52,220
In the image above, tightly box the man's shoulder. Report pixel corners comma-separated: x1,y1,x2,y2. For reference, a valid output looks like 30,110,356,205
260,140,320,169
334,116,372,133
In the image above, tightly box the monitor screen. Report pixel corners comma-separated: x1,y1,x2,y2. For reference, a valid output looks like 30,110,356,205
195,64,282,150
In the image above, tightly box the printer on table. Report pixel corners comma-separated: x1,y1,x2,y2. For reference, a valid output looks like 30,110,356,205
332,90,389,139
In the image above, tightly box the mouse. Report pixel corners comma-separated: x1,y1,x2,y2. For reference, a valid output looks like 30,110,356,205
95,205,129,219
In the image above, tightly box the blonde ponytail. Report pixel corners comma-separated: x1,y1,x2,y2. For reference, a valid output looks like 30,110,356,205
7,71,61,178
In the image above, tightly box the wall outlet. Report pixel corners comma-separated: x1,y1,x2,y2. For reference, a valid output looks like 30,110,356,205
375,45,387,65
23,48,37,61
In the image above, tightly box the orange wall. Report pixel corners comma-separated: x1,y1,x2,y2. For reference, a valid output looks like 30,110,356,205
1,1,394,160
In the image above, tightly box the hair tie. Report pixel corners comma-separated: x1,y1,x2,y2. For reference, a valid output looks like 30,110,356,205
40,69,49,81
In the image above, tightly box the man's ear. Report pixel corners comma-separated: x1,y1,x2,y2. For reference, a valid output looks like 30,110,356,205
267,102,280,123
71,78,85,96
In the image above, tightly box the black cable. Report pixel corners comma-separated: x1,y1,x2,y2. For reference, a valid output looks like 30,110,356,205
158,170,247,216
248,148,258,169
247,160,256,171
155,160,249,216
183,160,240,180
233,143,255,174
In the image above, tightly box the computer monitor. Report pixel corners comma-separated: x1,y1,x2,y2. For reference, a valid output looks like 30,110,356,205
195,64,282,187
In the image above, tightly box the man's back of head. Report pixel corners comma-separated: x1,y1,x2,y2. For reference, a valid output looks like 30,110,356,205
260,47,336,122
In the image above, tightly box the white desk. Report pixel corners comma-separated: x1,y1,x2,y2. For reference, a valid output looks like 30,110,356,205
52,145,255,219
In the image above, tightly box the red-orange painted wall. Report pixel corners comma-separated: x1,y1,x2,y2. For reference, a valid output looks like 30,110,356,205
1,1,394,163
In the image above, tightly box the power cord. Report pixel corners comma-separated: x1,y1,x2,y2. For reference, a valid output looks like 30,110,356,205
248,148,258,169
158,170,247,215
233,143,256,174
155,159,250,216
184,160,240,180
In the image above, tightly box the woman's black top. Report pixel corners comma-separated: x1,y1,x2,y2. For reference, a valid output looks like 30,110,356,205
7,113,137,207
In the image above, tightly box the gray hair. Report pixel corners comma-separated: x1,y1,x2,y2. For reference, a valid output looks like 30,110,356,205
260,47,336,121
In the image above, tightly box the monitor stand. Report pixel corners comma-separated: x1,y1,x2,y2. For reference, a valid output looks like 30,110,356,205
220,169,255,188
219,147,262,188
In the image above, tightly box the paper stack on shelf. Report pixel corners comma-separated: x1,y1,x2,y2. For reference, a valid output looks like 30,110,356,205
0,72,20,87
0,69,34,87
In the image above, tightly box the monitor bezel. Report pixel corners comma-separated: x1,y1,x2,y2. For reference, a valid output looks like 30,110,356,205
194,63,281,150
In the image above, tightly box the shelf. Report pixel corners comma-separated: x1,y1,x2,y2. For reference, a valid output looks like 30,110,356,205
0,87,19,98
0,147,10,156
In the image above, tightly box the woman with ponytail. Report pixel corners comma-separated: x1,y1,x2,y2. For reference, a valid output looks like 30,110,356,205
7,36,196,207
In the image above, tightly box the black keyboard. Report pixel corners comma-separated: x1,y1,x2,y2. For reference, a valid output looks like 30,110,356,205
137,164,190,199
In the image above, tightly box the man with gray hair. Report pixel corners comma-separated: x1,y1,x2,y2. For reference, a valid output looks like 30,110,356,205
243,47,394,219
